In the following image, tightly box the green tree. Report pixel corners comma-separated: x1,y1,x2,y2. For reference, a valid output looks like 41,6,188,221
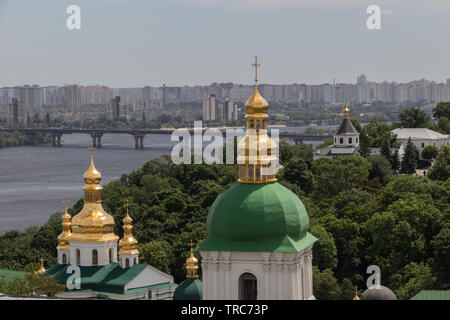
281,157,314,194
400,137,419,174
390,262,436,300
392,149,400,172
309,224,337,269
399,108,431,128
138,240,174,274
427,145,450,181
312,267,342,300
380,134,391,161
421,145,439,161
351,118,369,156
433,102,450,120
367,155,392,184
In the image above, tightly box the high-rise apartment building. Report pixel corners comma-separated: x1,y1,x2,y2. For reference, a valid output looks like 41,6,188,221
106,96,130,120
64,85,81,109
15,85,41,111
7,98,27,126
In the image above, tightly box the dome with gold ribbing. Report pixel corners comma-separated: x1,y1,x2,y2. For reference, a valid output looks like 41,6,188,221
70,146,118,242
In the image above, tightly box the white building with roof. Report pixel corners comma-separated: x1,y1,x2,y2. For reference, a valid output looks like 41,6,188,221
391,128,450,159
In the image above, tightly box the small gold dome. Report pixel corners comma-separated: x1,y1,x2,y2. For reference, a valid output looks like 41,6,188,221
83,156,101,184
35,257,46,274
186,240,199,278
245,89,269,114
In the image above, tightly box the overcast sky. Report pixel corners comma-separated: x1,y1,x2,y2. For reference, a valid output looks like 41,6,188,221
0,0,449,87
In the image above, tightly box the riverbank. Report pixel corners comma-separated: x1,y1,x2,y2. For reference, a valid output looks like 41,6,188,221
0,132,51,149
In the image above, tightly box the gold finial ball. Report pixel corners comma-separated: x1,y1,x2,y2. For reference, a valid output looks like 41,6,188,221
343,105,350,119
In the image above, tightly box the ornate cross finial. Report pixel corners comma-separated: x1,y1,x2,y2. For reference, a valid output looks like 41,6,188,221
89,143,96,157
62,199,69,211
125,199,129,215
252,56,260,86
189,239,194,249
40,257,44,265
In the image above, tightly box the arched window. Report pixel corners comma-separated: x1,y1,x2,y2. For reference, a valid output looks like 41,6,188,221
349,137,352,144
92,249,98,265
62,254,67,264
126,258,130,268
340,137,344,144
109,248,112,263
238,273,257,300
134,258,137,265
76,249,81,265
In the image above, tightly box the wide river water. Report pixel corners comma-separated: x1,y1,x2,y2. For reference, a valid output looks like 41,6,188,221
0,125,336,234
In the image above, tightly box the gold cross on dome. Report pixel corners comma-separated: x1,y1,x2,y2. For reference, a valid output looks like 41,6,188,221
88,143,96,156
62,199,69,211
252,56,260,83
40,257,44,264
125,199,130,215
189,240,194,249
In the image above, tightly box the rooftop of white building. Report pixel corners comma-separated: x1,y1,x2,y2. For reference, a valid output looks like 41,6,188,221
392,128,449,140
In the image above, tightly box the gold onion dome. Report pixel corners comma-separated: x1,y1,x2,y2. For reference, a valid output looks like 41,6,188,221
71,147,118,242
35,257,46,274
119,201,139,255
186,240,198,278
353,286,360,300
237,56,277,184
57,200,72,250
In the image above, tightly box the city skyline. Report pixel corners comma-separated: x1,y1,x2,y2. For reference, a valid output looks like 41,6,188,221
1,0,450,87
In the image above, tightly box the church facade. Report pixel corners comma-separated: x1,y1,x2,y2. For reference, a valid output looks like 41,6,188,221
46,151,176,300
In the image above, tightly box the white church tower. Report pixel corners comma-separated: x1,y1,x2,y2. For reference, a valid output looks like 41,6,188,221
197,57,317,300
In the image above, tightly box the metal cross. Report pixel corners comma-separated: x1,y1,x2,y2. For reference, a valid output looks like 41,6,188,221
252,56,260,83
62,199,69,211
88,143,96,156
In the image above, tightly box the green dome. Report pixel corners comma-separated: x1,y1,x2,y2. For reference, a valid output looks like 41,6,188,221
173,278,203,300
197,182,316,253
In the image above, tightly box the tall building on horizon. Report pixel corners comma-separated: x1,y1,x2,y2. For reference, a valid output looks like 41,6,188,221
7,98,27,126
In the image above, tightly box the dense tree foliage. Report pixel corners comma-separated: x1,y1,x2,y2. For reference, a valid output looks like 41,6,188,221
399,108,431,128
0,142,448,300
0,132,50,148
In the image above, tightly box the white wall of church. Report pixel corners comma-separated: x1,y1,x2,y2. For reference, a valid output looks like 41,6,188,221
199,246,314,300
69,240,118,266
334,134,359,148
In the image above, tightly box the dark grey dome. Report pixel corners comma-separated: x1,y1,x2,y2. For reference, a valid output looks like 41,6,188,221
362,286,397,300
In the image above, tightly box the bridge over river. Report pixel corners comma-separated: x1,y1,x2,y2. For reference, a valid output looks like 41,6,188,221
0,128,332,149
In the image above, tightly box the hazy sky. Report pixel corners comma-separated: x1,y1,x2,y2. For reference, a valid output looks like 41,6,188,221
1,0,449,87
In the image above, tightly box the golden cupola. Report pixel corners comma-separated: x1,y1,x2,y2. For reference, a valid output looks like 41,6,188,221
70,147,118,242
57,201,72,250
118,201,139,255
237,56,278,183
186,240,198,278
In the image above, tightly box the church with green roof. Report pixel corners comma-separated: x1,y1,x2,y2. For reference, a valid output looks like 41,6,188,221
196,57,317,300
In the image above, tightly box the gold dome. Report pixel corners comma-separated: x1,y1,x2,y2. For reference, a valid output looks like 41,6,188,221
35,257,46,274
238,56,278,183
83,155,101,184
57,201,72,250
119,201,139,255
245,89,269,115
186,240,198,278
71,150,118,242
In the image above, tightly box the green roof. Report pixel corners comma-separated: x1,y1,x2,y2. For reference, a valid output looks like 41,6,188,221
198,182,317,253
45,263,148,294
411,290,450,300
173,278,203,300
0,269,30,282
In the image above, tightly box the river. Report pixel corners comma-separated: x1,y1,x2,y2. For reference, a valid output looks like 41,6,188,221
0,125,337,234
